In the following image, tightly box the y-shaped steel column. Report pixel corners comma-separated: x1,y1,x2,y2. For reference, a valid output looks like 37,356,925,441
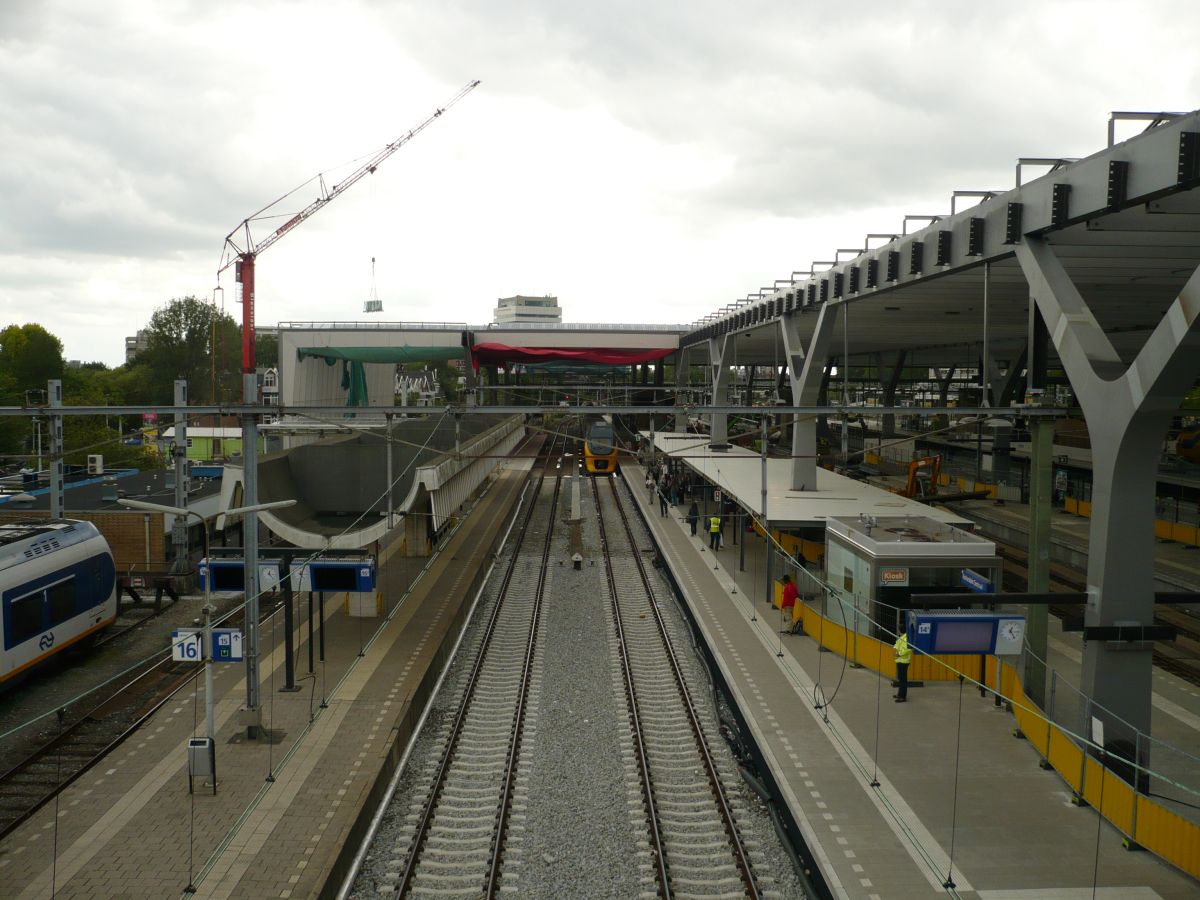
707,335,733,446
780,302,841,491
984,344,1028,409
1016,237,1200,748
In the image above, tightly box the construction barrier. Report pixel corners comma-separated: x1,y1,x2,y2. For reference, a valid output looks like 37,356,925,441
796,597,1200,879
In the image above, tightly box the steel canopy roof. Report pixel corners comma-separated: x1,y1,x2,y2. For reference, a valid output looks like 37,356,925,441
682,110,1200,370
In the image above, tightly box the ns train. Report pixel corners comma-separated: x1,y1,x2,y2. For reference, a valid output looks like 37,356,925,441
583,418,620,474
1178,427,1200,465
0,520,117,686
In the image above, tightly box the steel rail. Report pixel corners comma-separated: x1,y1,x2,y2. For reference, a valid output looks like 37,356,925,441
0,592,292,841
592,477,673,896
393,436,561,898
0,656,195,841
605,475,761,898
484,456,560,894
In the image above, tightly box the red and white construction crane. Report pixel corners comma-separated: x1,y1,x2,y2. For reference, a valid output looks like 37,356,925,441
218,79,481,374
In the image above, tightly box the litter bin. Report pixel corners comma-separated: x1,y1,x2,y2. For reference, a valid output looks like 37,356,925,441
187,737,216,794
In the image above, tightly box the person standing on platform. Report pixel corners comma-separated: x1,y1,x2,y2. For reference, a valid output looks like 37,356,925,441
780,574,798,631
687,501,700,536
709,513,722,550
658,486,669,517
893,629,912,702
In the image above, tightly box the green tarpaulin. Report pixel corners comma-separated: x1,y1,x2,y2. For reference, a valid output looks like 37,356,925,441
297,346,465,364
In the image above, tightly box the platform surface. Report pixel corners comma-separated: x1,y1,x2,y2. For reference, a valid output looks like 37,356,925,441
627,462,1200,900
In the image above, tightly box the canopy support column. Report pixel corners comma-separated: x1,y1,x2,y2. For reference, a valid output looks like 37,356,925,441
1016,237,1200,754
708,336,733,446
780,302,840,491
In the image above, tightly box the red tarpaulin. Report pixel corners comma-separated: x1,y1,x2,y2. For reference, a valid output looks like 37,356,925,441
469,342,674,371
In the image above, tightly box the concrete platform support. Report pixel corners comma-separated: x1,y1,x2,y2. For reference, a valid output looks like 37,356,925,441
673,350,688,431
464,363,477,406
986,344,1027,408
707,336,733,445
779,302,840,491
1017,237,1200,747
934,366,955,430
816,363,832,439
403,509,430,557
879,350,906,437
1025,417,1053,709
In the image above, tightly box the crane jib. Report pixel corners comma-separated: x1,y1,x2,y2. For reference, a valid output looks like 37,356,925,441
218,78,480,373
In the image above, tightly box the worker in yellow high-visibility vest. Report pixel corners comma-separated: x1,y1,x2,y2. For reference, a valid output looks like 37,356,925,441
893,630,913,702
708,514,722,551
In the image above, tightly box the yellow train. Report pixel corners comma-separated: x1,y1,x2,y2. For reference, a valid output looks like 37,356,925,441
583,419,620,474
1179,428,1200,465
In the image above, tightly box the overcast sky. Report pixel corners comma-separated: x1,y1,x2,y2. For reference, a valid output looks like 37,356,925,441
3,0,1199,367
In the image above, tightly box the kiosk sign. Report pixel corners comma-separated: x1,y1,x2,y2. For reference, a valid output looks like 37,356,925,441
961,568,994,593
879,567,909,586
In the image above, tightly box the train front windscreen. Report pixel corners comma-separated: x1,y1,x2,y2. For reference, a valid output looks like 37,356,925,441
588,424,615,455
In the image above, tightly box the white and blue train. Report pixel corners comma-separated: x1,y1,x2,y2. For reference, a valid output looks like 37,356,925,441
0,520,117,686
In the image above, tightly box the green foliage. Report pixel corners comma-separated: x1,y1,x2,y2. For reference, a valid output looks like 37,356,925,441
434,363,461,403
0,324,66,455
0,324,64,401
137,296,240,404
255,333,278,369
63,417,158,469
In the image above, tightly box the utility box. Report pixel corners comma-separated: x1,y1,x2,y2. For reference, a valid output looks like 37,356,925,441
187,737,216,795
87,454,104,475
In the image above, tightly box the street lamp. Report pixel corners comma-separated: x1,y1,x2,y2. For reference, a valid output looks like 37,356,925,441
118,497,296,760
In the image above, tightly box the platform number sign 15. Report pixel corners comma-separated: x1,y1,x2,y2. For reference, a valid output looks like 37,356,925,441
171,629,203,662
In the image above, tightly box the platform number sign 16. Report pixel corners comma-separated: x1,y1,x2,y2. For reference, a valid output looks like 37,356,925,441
171,629,203,662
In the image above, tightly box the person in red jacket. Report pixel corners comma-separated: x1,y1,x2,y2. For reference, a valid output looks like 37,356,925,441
780,574,799,633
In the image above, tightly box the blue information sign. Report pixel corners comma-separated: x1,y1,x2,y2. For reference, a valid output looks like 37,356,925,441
960,568,994,593
210,628,243,662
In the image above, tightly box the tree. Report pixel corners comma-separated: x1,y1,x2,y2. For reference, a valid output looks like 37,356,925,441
137,296,240,404
0,324,64,400
255,334,279,369
0,324,66,455
63,417,157,470
432,362,460,403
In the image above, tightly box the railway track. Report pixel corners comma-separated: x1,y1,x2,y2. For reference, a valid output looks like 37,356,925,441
0,655,196,840
996,542,1200,685
391,444,561,897
596,475,761,898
